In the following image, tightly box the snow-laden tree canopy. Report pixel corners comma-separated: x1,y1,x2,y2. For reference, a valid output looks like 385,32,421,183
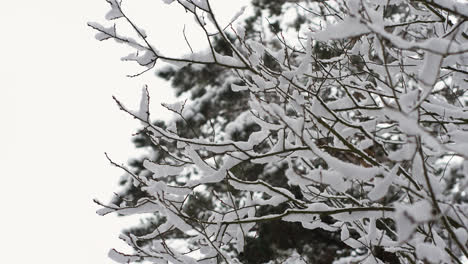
90,0,468,263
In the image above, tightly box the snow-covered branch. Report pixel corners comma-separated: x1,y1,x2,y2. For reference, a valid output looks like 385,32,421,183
91,0,468,263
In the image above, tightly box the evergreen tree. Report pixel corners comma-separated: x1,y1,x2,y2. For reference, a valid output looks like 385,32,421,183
106,2,349,263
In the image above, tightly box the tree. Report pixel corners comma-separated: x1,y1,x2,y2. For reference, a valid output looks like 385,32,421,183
90,0,468,263
93,1,350,263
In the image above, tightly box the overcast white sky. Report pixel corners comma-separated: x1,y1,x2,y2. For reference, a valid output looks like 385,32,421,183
0,0,247,263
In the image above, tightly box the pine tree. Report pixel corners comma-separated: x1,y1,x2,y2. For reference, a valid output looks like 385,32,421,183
102,1,349,262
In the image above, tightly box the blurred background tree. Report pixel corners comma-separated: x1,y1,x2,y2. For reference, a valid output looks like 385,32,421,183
109,1,349,263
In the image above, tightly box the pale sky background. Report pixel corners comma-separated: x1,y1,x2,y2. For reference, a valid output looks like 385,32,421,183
0,0,247,263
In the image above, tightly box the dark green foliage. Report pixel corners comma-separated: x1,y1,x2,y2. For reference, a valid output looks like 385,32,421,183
157,64,224,97
242,221,345,264
112,2,354,263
